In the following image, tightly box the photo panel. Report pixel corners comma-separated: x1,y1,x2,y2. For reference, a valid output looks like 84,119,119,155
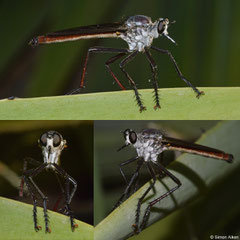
94,120,240,240
0,120,93,239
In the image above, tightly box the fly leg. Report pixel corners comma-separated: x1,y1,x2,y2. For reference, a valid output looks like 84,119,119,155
53,164,78,231
137,162,182,233
119,51,146,112
67,47,128,94
113,158,143,210
151,46,204,98
132,162,156,234
53,172,65,212
23,163,50,232
145,48,160,110
19,157,41,197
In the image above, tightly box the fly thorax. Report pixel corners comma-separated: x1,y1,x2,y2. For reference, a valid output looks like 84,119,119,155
134,137,163,162
134,129,168,162
120,18,159,52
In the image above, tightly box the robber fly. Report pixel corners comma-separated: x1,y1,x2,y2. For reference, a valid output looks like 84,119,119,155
114,128,233,234
19,131,78,233
29,15,204,112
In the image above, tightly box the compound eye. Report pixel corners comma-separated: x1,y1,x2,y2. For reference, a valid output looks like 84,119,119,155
158,20,165,34
53,133,61,147
129,131,137,144
39,133,48,146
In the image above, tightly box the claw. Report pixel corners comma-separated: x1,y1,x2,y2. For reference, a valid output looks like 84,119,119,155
154,104,161,110
139,106,147,112
196,91,205,98
71,223,78,232
132,224,140,234
35,225,42,232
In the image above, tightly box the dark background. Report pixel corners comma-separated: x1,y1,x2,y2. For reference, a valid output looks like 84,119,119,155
0,0,239,99
0,121,93,225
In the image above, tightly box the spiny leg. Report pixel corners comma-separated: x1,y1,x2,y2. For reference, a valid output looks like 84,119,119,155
23,177,42,232
20,158,42,231
138,162,182,233
151,46,204,98
113,158,144,211
145,48,160,110
133,162,156,234
42,195,50,233
119,51,146,112
28,168,51,233
53,164,78,231
67,47,128,95
23,163,49,232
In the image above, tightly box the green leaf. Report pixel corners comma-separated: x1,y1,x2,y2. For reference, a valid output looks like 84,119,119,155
0,196,93,240
94,121,240,240
0,87,239,120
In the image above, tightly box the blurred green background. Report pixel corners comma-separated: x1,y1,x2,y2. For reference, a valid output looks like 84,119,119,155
0,121,93,225
94,121,240,239
0,0,239,99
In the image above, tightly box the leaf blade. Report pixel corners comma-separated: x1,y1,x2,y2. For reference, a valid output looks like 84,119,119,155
0,87,239,120
95,121,240,240
0,197,93,240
